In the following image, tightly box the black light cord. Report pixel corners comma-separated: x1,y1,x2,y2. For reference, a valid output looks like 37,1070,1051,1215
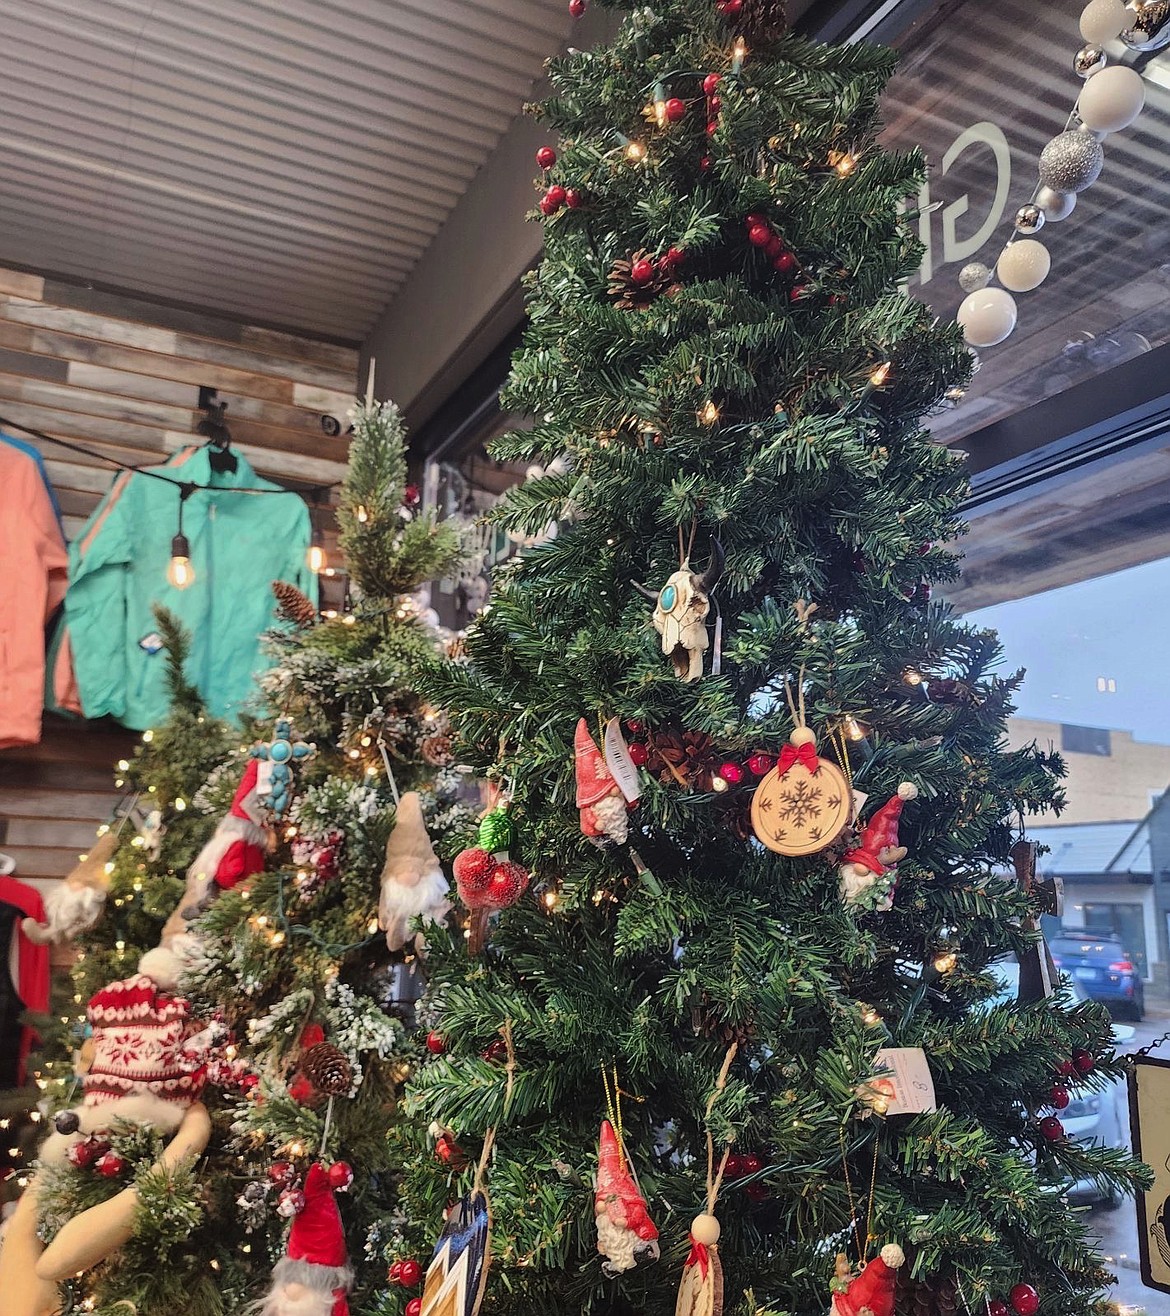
0,413,338,505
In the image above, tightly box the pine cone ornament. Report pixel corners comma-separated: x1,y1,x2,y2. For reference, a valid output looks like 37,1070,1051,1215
692,995,755,1047
730,0,788,45
607,250,682,310
420,732,454,767
927,677,976,707
894,1268,958,1316
646,729,720,791
301,1042,353,1096
272,579,317,628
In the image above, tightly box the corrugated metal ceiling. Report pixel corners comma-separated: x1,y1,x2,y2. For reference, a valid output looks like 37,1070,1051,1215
0,0,573,340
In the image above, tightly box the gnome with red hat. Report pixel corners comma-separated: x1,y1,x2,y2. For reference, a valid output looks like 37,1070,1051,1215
258,1163,354,1316
163,758,271,941
830,1243,905,1316
576,718,631,845
838,784,918,911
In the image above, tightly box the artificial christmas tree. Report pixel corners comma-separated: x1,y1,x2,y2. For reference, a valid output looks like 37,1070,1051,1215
16,400,470,1316
403,4,1149,1316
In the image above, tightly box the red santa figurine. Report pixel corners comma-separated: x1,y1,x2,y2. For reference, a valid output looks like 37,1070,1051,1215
163,759,270,940
258,1163,353,1316
830,1244,905,1316
595,1118,660,1277
576,719,631,845
838,783,918,911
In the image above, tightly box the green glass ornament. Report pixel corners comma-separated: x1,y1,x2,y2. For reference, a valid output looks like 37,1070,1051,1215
477,809,514,854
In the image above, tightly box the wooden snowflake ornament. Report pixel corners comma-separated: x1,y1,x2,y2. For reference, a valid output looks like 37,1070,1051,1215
750,727,851,856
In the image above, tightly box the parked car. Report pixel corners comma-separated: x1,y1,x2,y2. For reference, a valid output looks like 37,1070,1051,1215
1049,933,1145,1021
988,959,1134,1207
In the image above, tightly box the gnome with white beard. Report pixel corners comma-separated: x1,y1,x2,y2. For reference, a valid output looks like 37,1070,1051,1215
377,791,450,953
258,1163,353,1316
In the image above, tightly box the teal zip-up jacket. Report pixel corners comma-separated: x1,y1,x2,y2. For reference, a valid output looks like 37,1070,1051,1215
64,445,317,731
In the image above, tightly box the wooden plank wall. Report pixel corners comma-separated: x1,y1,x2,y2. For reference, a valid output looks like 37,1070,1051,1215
0,267,359,899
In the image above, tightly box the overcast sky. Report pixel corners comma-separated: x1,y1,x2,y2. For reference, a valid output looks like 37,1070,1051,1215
968,556,1170,745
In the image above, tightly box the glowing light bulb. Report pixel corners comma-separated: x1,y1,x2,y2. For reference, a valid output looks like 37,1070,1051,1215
543,889,560,911
902,668,923,686
833,151,858,176
653,83,667,128
868,361,892,389
625,140,646,162
307,543,327,574
861,1005,881,1026
933,951,958,974
142,729,154,742
117,759,130,771
355,505,369,523
731,38,748,74
174,797,187,811
270,930,286,947
367,917,380,935
698,400,720,426
167,533,195,590
844,717,866,741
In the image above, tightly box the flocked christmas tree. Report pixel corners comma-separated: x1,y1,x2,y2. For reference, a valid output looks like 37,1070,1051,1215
7,399,471,1316
398,4,1149,1316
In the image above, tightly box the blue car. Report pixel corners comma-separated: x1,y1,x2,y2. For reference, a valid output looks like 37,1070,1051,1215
1050,933,1145,1021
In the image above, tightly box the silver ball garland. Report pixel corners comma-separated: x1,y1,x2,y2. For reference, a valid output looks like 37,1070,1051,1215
958,262,992,293
1014,203,1046,235
1120,0,1170,51
1073,43,1107,76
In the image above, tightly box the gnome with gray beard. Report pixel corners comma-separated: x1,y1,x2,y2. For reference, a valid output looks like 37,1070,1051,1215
257,1163,353,1316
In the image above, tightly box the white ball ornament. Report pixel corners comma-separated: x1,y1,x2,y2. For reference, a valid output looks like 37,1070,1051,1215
958,287,1018,347
691,1213,721,1246
1077,65,1146,133
1036,186,1077,222
997,240,1051,293
1080,0,1129,44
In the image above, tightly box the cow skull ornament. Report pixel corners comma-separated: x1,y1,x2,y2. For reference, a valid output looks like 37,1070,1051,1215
636,539,724,681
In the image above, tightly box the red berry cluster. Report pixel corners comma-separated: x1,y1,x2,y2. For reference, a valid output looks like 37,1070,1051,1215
629,246,687,287
535,147,584,216
702,72,723,137
988,1283,1040,1316
724,1150,769,1200
1043,1048,1094,1141
388,1257,423,1289
66,1135,126,1178
715,0,743,16
453,848,531,911
744,213,800,284
263,1159,353,1218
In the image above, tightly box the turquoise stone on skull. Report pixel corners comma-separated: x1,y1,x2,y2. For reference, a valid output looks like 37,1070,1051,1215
659,583,677,612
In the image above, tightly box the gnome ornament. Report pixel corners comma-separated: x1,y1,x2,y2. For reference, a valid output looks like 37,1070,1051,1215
258,1163,354,1316
378,792,451,953
595,1118,660,1277
576,719,632,845
830,1244,905,1316
838,784,918,911
22,828,117,946
162,758,270,941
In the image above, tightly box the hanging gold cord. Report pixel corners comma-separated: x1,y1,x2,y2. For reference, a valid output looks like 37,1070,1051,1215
704,1043,738,1214
837,1126,880,1263
473,1019,515,1194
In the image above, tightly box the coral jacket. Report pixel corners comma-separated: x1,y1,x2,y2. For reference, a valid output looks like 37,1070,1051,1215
0,442,68,748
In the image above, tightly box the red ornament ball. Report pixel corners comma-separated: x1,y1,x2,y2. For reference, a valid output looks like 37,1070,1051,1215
989,1302,1010,1316
539,193,560,217
453,848,495,892
1073,1049,1095,1075
630,259,655,286
1050,1085,1070,1110
664,97,687,123
278,1188,306,1218
708,95,722,112
565,188,583,209
718,0,744,14
747,224,772,248
747,752,775,777
699,155,712,171
789,284,808,302
398,1259,423,1288
327,1161,354,1190
706,119,720,137
723,1153,744,1177
546,184,567,207
703,74,722,96
403,483,421,508
774,251,797,274
1038,1115,1065,1142
626,718,645,734
740,1152,763,1175
425,1030,446,1055
662,246,686,268
1010,1284,1040,1316
1056,1058,1076,1078
718,761,744,786
628,742,649,767
406,1301,423,1316
268,1160,295,1185
569,0,586,14
487,860,530,909
536,146,557,169
67,1140,96,1169
482,1038,509,1063
95,1151,126,1178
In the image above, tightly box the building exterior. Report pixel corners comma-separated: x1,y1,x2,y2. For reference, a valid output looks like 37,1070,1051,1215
1003,717,1170,986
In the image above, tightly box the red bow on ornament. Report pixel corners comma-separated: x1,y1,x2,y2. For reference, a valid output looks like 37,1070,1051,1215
776,741,818,774
685,1237,711,1279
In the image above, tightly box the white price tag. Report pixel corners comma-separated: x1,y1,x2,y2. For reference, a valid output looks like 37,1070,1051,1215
870,1047,936,1116
255,758,275,799
603,718,642,803
851,789,868,819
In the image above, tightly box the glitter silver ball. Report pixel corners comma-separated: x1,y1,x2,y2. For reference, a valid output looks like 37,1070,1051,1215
1121,0,1170,52
1038,130,1104,194
1073,43,1107,77
958,262,992,294
1014,203,1046,235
